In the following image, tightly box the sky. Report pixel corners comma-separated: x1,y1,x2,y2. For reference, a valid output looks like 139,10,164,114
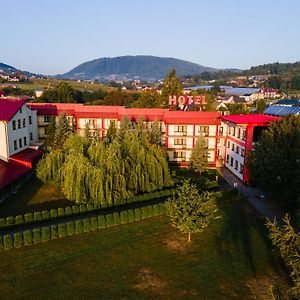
1,0,300,75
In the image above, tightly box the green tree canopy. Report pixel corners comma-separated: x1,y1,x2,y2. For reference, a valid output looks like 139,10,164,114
189,136,208,174
162,68,182,98
53,113,72,150
248,115,300,211
165,180,218,242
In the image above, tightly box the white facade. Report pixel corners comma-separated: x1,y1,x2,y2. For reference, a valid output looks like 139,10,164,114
0,104,38,162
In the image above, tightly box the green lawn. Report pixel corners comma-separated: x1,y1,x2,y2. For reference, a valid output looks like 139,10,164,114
0,193,290,299
0,176,73,217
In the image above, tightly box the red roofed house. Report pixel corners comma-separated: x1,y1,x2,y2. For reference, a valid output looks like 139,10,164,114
220,114,279,183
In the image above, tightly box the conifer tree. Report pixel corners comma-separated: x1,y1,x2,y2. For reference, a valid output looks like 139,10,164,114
189,136,208,174
105,121,117,144
45,117,56,149
116,116,130,143
162,68,182,98
149,120,162,145
53,113,72,149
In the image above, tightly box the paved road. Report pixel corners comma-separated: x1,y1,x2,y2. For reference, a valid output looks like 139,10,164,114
217,167,282,220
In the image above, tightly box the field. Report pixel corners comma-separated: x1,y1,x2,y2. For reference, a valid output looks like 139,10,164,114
0,192,290,299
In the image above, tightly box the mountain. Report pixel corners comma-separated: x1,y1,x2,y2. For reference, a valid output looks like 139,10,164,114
60,55,219,81
0,63,18,74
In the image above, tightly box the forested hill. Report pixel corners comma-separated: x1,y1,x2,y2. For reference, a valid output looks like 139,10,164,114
245,61,300,76
60,55,218,81
0,63,17,73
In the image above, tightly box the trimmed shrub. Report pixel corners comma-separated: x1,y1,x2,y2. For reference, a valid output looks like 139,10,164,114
41,210,50,220
98,215,106,229
14,232,23,248
87,204,94,211
50,209,58,219
83,218,91,232
15,215,24,225
66,221,75,236
113,212,120,225
134,208,142,221
147,205,154,217
50,225,58,239
0,236,3,250
127,209,135,222
120,210,128,224
0,218,6,227
153,204,160,216
58,207,65,217
6,216,14,226
33,228,41,244
23,230,32,246
79,204,87,213
105,214,114,227
75,220,83,234
93,203,100,210
72,205,80,215
141,207,148,219
65,207,72,216
24,213,33,224
91,217,98,231
41,227,50,242
158,203,165,214
3,234,13,250
58,224,67,238
33,211,42,222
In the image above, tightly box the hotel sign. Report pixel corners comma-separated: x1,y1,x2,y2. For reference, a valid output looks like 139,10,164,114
168,95,207,107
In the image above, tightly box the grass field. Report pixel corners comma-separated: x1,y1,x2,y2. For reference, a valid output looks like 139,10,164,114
0,176,72,217
0,193,290,299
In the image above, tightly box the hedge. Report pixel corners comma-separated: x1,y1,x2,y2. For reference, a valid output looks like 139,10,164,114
50,209,58,219
14,232,23,248
41,210,50,220
134,208,142,221
51,225,58,240
24,213,33,224
120,211,128,224
41,227,50,242
65,207,72,216
128,209,135,222
105,214,114,227
75,220,83,234
3,234,13,250
34,212,42,222
58,224,67,238
58,208,65,217
15,215,24,225
23,230,32,246
91,217,98,231
6,216,14,226
33,228,41,244
83,219,91,233
98,215,106,229
113,212,120,225
66,221,75,236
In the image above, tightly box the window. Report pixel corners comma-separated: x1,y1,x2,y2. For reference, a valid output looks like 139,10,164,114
29,116,32,125
175,125,187,133
19,107,22,113
241,148,245,157
199,126,209,136
12,120,16,130
44,116,51,123
14,140,17,150
226,154,229,163
173,151,186,160
230,157,234,167
19,138,22,148
232,143,235,151
23,118,26,128
235,160,238,170
24,136,27,146
18,119,21,129
236,145,239,154
232,127,236,136
240,164,244,174
242,130,246,140
227,141,230,149
174,138,186,146
30,132,33,141
237,128,241,139
218,126,223,136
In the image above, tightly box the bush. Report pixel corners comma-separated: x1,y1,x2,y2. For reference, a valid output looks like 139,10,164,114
50,225,58,239
93,203,100,210
83,218,91,232
75,220,83,234
127,209,135,222
98,215,106,229
23,230,32,246
87,204,94,211
24,213,33,224
147,205,154,217
33,211,42,222
50,209,58,219
113,212,120,225
65,207,72,216
0,237,3,250
153,204,160,216
120,211,128,224
0,218,6,227
41,210,50,220
134,208,142,221
79,204,87,213
58,207,65,217
158,203,165,214
105,214,114,227
58,224,67,238
41,227,50,242
6,216,14,226
141,207,148,219
72,205,80,215
3,234,13,250
66,222,75,236
13,232,23,248
91,217,98,231
15,215,24,225
33,228,41,244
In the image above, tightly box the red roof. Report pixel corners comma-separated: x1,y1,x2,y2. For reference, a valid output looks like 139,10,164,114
0,160,30,189
221,114,279,125
0,98,27,121
10,148,43,168
27,103,83,116
164,111,221,125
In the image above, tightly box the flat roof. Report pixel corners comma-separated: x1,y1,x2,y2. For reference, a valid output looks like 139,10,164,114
220,114,279,125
